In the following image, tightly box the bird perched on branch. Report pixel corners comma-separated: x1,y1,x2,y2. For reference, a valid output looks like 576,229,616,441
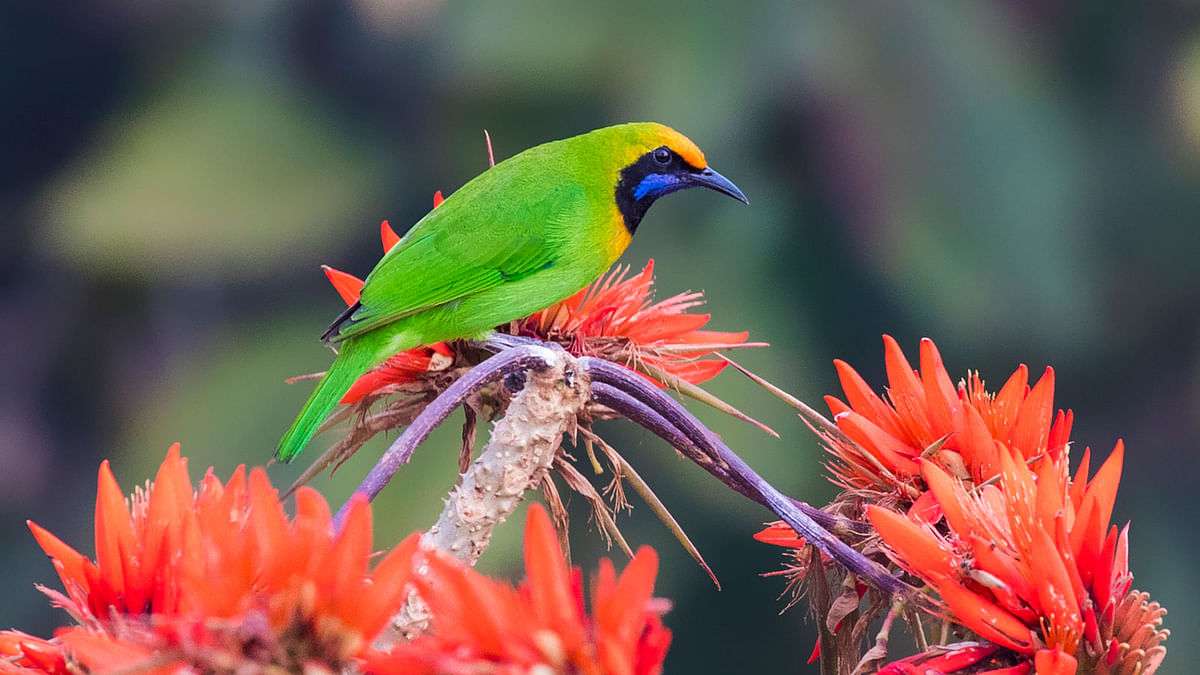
277,122,748,462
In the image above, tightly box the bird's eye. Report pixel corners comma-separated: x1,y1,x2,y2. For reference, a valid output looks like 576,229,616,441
653,147,672,165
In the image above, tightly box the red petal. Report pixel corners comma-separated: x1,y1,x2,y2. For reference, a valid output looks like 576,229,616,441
825,395,851,418
919,338,960,438
920,460,972,538
595,546,660,664
342,366,418,403
524,504,587,647
990,364,1029,439
323,265,364,305
914,645,999,671
28,521,91,598
356,532,420,639
1029,526,1082,638
1071,495,1102,587
58,629,163,674
654,358,728,385
142,445,192,613
753,521,805,548
1010,366,1054,458
93,460,137,612
833,359,904,439
327,494,373,600
1085,441,1124,544
1034,647,1077,675
1069,447,1092,510
381,220,401,252
934,575,1035,653
836,411,920,476
432,190,444,208
418,552,516,657
866,505,954,577
247,468,290,587
1047,408,1073,459
625,313,711,343
906,490,942,525
968,533,1039,612
959,403,1001,483
882,335,929,436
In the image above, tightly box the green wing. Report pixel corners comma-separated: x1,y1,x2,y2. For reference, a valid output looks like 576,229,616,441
327,189,579,342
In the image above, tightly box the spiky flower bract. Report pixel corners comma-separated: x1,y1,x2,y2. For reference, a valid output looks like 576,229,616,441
3,444,418,673
822,335,1071,494
870,446,1166,674
755,336,1166,674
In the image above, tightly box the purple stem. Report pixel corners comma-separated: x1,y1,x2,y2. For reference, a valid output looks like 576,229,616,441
590,382,868,538
581,358,911,597
333,344,559,528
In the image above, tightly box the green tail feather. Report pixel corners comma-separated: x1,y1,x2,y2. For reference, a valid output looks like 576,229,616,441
277,340,378,463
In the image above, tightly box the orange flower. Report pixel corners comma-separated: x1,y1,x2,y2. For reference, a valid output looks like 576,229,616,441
868,444,1166,674
3,444,418,673
756,336,1071,564
823,335,1072,492
520,259,750,385
365,504,672,675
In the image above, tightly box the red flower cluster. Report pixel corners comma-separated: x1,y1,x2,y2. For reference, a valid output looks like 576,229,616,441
2,444,417,673
823,335,1071,493
758,337,1166,674
2,448,672,674
871,445,1164,674
519,258,749,385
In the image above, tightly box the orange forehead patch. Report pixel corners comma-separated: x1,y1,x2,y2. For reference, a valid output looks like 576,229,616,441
659,127,707,169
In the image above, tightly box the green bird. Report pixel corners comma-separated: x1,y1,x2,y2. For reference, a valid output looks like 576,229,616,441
277,122,748,462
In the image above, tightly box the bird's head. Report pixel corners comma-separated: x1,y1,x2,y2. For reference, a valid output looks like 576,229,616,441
607,122,748,233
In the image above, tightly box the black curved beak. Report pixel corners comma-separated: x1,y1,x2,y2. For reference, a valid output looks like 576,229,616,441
688,166,749,204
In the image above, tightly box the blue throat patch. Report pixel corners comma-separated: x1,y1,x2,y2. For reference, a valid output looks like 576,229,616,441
633,173,683,201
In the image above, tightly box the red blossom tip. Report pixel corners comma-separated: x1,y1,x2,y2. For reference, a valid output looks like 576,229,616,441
380,219,401,252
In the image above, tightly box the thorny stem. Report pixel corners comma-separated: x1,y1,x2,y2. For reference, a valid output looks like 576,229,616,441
385,348,588,639
422,348,587,565
581,357,913,598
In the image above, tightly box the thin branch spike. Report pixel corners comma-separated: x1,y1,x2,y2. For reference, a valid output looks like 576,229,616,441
719,354,847,441
641,361,779,438
647,341,770,354
616,450,719,588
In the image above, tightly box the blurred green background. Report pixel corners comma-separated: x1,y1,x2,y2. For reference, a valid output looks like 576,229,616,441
3,2,1198,671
